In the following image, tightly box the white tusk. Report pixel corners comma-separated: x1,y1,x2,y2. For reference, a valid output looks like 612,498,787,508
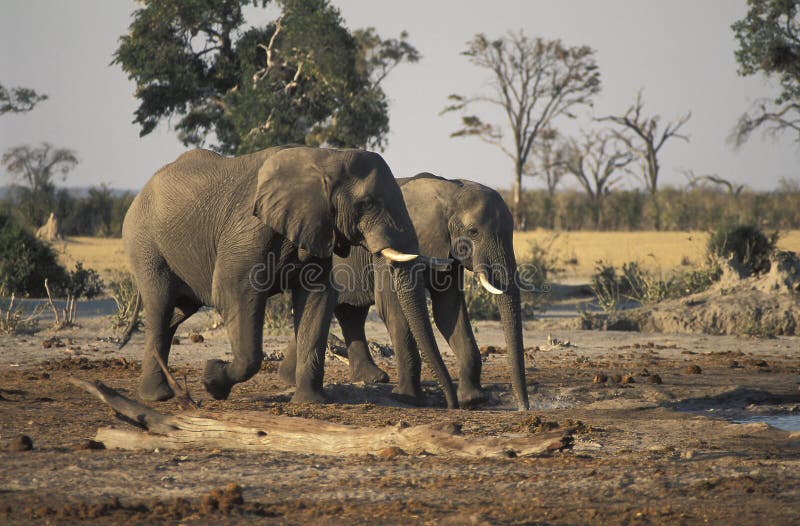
478,272,504,295
380,248,418,262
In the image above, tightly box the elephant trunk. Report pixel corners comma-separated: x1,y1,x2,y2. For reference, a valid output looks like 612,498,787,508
477,244,529,411
392,262,459,409
497,284,529,411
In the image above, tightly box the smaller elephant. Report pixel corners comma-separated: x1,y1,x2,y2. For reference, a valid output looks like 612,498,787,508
281,173,540,410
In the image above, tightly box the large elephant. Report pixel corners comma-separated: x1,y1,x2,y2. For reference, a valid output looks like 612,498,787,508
119,147,458,408
280,173,536,410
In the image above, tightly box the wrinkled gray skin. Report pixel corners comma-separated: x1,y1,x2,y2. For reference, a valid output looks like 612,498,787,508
280,173,530,410
121,147,457,407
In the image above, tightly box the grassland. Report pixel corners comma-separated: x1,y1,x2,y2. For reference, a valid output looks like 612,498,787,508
58,231,800,282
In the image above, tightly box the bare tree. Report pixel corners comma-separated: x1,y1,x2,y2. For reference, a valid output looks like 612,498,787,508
442,31,601,228
564,130,633,229
598,90,691,230
683,169,746,197
2,143,78,225
525,128,569,196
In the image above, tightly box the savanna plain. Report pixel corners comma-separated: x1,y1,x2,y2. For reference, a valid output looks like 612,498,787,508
1,231,800,524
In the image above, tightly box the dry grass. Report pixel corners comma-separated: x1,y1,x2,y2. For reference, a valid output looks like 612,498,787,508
57,231,800,283
514,229,800,280
56,236,129,282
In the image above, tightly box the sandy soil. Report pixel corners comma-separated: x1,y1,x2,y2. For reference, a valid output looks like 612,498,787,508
2,309,800,525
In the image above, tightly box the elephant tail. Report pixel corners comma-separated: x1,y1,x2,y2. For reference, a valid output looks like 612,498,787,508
117,292,142,349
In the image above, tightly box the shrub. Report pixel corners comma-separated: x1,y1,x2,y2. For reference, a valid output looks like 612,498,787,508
622,261,670,305
0,213,68,297
463,275,500,321
108,270,140,329
707,223,777,276
264,292,293,331
64,261,105,299
0,288,42,334
589,261,621,312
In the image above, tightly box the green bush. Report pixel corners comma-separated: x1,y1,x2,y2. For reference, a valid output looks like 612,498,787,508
0,213,68,297
65,261,105,299
707,223,777,276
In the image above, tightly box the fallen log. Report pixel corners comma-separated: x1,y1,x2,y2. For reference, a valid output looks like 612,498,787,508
69,378,572,458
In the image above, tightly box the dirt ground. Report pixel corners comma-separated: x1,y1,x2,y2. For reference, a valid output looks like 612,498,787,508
2,311,800,525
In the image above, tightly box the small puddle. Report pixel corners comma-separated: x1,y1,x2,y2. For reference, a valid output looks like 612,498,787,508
733,414,800,431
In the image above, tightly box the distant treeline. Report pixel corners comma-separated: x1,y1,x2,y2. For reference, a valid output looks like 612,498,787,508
0,185,134,237
2,182,799,238
503,184,800,231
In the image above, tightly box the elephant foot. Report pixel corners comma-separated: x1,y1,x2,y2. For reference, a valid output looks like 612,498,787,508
457,383,487,409
277,359,296,386
138,374,174,402
202,359,234,400
350,360,389,384
290,387,328,404
391,384,426,406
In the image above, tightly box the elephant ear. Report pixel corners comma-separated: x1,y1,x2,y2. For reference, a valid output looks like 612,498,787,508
253,151,335,258
400,174,453,260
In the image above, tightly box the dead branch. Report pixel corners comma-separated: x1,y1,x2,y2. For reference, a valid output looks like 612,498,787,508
43,278,61,327
69,378,572,458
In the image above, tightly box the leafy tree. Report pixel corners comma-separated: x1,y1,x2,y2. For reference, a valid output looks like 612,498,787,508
442,32,601,228
598,90,691,230
0,84,47,115
1,143,78,226
113,0,418,154
564,130,633,229
732,0,800,145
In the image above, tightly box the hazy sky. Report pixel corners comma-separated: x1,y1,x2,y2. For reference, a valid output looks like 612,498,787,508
1,1,797,192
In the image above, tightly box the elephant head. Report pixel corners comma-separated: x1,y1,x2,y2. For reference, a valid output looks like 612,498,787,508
399,173,536,410
253,148,458,408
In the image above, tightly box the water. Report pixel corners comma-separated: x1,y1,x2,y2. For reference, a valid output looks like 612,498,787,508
733,414,800,431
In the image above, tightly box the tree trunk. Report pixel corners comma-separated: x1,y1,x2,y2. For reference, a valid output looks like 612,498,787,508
513,165,523,230
69,378,571,457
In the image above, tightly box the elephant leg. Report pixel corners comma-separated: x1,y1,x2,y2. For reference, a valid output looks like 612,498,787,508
336,303,389,384
277,338,297,386
291,286,335,404
430,280,486,408
376,289,424,405
203,295,266,400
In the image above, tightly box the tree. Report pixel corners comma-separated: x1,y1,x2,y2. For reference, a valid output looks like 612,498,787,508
1,143,78,226
564,130,633,229
598,90,690,230
113,0,418,154
0,84,47,115
523,129,568,229
442,31,601,228
731,0,800,146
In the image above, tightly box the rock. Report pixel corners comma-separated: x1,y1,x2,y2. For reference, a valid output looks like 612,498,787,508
171,336,181,345
8,435,33,451
593,373,609,384
610,374,623,384
621,374,636,384
190,333,204,343
376,446,407,459
72,440,105,450
683,365,702,375
645,374,663,384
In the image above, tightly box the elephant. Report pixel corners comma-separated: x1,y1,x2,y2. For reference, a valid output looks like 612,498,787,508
119,146,458,408
280,173,538,410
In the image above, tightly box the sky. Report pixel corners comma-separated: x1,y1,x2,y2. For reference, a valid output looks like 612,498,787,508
0,0,797,193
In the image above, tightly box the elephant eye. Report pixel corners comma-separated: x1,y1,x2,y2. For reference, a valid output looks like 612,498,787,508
356,197,376,215
468,227,479,238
